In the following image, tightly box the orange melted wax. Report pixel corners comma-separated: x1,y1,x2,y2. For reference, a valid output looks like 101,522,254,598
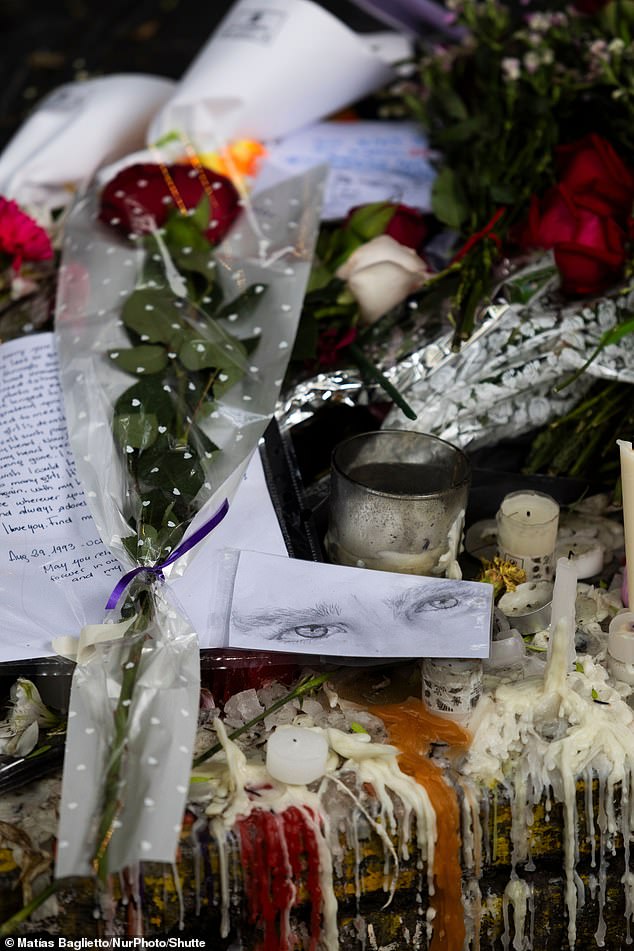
370,698,470,951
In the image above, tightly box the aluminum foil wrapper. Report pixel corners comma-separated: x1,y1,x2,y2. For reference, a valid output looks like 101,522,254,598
277,255,634,450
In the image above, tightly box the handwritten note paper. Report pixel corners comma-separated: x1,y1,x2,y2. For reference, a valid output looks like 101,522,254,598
1,336,123,660
0,334,287,663
264,120,436,219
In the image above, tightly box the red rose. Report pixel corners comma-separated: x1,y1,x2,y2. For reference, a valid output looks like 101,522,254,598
383,204,429,251
557,134,634,222
522,185,626,296
99,162,240,244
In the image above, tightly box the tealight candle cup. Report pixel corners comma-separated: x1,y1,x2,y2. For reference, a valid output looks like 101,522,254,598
266,726,329,786
325,430,471,576
496,490,560,581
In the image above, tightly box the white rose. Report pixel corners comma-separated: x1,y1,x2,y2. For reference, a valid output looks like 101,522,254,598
336,234,431,326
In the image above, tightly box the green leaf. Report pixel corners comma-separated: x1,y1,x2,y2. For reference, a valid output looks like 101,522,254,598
122,288,186,347
113,412,158,451
136,443,205,502
216,284,268,325
346,202,397,242
436,85,468,121
431,168,469,230
108,345,168,376
350,721,368,734
190,194,211,231
436,116,487,145
179,336,246,373
114,377,175,427
163,210,210,254
124,523,160,564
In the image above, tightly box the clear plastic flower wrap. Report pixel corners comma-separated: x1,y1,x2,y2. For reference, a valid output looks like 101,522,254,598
53,159,325,880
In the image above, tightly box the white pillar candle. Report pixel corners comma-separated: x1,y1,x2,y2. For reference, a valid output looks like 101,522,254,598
548,556,578,669
266,727,329,786
496,491,560,581
617,440,634,608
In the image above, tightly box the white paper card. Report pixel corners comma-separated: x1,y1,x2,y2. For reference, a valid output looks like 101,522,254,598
262,120,435,219
0,334,287,662
227,550,493,657
148,0,394,146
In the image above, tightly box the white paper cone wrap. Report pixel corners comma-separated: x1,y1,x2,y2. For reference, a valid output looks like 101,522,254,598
0,75,175,210
148,0,394,146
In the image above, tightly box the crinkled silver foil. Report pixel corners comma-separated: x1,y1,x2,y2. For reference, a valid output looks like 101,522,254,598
277,255,634,450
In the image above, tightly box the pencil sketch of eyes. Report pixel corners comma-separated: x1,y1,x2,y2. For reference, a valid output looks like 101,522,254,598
232,601,350,644
390,585,474,623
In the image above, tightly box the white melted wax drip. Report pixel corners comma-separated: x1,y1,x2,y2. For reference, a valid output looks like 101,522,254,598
465,614,634,950
192,718,438,950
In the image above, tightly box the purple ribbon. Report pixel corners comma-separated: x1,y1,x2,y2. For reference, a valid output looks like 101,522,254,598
106,497,230,610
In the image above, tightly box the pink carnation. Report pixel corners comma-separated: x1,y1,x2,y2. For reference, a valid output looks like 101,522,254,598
0,197,53,272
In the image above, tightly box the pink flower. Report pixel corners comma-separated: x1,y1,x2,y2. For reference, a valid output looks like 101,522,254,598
0,197,53,272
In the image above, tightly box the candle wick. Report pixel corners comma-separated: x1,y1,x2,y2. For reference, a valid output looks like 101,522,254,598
526,511,531,517
568,550,574,560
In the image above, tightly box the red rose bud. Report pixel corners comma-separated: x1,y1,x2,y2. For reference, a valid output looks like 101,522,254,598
99,162,241,243
556,134,634,223
521,185,626,296
383,204,429,251
346,202,428,251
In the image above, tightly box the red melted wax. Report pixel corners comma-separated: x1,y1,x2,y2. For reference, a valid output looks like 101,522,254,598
237,805,323,951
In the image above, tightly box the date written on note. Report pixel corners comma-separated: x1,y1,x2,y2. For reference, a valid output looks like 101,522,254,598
8,539,121,582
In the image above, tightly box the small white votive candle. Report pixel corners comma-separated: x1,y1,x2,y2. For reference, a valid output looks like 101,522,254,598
607,612,634,687
266,727,329,786
496,491,560,581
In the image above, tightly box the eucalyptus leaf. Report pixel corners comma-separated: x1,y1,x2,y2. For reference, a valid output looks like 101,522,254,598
109,345,168,376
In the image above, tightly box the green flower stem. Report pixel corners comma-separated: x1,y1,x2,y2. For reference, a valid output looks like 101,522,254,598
192,671,332,768
92,591,153,882
0,881,59,936
347,342,417,421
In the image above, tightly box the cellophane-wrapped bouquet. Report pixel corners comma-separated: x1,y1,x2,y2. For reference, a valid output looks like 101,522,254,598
53,154,324,882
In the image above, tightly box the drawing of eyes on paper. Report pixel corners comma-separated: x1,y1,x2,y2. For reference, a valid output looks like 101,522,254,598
227,552,493,659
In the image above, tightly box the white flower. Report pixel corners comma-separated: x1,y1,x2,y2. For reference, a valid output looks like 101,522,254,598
0,678,59,757
502,57,521,81
523,51,541,74
336,235,431,326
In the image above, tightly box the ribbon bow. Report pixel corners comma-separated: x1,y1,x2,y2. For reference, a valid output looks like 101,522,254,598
105,497,230,610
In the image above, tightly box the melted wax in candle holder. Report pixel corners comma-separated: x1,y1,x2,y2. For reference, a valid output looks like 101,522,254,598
496,491,560,582
326,430,470,577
